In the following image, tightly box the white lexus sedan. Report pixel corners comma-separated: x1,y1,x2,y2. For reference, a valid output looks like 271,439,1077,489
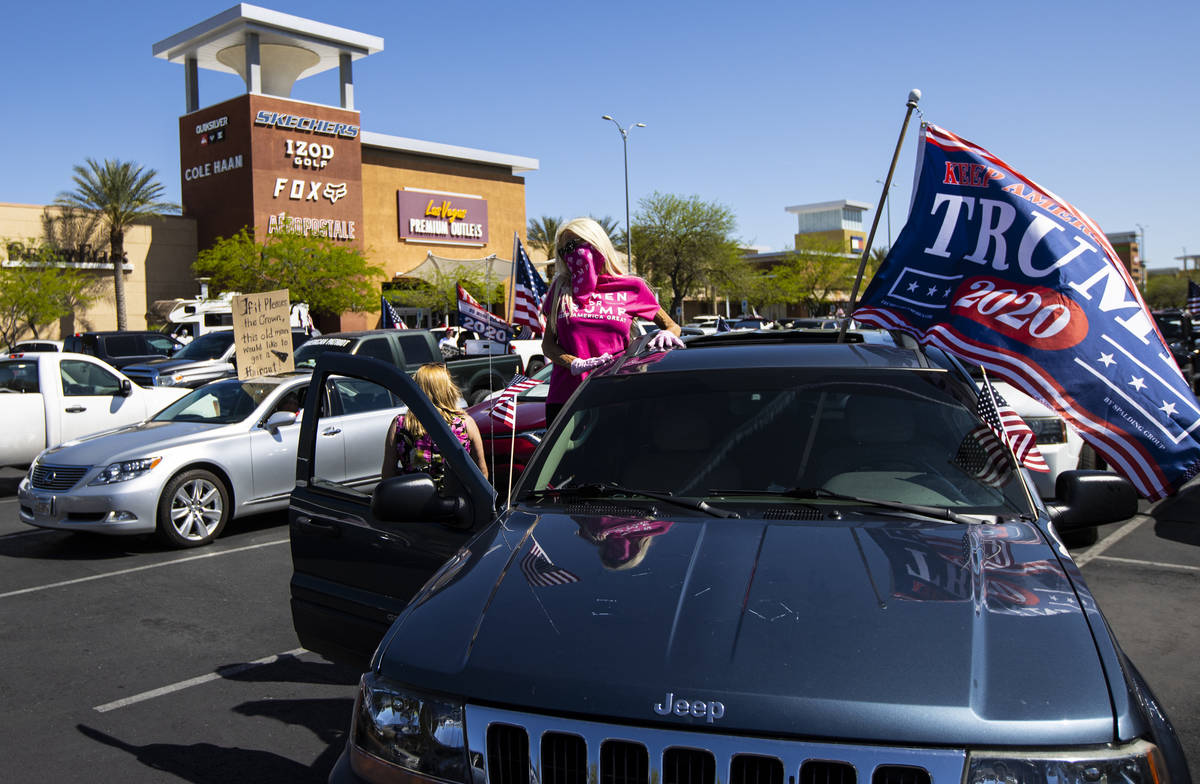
18,372,404,547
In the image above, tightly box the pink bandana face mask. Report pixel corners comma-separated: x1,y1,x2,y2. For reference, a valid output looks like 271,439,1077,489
564,240,603,299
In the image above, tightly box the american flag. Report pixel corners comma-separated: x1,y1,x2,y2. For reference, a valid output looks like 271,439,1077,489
512,236,548,334
489,374,539,427
521,537,580,587
954,424,1012,488
381,295,407,329
1187,280,1200,316
978,375,1049,473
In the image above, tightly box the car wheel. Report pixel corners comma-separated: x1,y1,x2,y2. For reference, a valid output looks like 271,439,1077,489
525,357,547,375
469,387,492,406
156,469,230,548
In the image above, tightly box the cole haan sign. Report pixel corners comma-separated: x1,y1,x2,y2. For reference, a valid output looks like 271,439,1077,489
397,188,488,246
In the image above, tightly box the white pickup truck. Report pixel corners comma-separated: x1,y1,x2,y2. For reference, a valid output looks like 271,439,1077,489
0,352,189,467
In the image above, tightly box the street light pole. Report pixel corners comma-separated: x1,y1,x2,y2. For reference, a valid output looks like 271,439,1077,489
601,115,645,275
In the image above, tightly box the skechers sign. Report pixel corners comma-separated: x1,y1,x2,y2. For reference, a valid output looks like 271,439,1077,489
254,111,359,139
397,188,488,246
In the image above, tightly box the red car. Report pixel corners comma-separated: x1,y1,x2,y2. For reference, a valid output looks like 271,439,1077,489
465,365,551,493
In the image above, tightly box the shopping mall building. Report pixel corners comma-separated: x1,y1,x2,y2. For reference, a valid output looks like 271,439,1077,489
0,5,538,337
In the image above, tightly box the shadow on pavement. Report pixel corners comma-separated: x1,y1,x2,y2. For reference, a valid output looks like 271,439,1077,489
1148,481,1200,547
77,723,330,784
235,697,353,776
218,652,361,688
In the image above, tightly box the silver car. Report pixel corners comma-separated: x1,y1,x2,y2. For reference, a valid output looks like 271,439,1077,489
17,373,404,547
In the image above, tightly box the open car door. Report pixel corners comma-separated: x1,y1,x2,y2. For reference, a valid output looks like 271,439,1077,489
289,354,497,668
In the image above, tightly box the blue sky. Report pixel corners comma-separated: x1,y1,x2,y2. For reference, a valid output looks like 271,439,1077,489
3,1,1196,269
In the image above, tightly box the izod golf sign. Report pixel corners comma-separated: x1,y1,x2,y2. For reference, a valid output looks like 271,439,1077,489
397,188,488,246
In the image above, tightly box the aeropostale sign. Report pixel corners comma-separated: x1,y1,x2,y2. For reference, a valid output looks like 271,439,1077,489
397,188,488,246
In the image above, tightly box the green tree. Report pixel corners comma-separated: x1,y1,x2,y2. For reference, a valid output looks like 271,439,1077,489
56,159,178,330
631,192,744,316
526,216,563,259
0,240,99,347
193,227,385,317
769,236,858,315
1144,273,1190,310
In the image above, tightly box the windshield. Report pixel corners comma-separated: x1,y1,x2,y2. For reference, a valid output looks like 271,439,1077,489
172,330,235,361
523,368,1034,518
152,379,282,424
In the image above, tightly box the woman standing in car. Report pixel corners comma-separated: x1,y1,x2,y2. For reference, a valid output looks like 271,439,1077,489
540,217,684,423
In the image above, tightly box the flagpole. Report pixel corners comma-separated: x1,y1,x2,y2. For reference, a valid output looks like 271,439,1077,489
507,412,517,507
838,88,922,343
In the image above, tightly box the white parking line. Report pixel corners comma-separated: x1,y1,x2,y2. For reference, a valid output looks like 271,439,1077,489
1092,555,1200,573
1072,516,1148,567
93,648,308,713
0,538,289,600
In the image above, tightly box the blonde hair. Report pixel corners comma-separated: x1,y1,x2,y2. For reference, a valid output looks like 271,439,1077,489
545,217,633,334
404,363,465,438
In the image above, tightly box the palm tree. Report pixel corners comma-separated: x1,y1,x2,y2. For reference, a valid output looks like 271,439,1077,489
526,215,563,259
57,159,177,330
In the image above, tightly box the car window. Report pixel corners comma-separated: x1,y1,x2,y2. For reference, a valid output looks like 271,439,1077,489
525,368,1034,517
59,359,122,396
331,376,400,415
153,379,278,424
293,337,353,368
0,360,40,393
102,335,144,357
145,335,179,356
396,333,438,365
355,338,394,364
172,330,236,361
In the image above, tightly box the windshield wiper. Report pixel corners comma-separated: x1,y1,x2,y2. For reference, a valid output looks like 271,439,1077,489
523,482,740,519
776,487,976,524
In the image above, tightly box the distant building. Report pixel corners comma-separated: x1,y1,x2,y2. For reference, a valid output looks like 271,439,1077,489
786,200,872,254
1105,231,1146,288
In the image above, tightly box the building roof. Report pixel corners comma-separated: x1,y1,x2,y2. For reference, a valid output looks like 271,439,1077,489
152,3,384,79
785,199,872,215
362,132,539,175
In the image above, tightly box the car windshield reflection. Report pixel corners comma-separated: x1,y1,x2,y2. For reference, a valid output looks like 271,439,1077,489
152,379,278,425
523,369,1034,518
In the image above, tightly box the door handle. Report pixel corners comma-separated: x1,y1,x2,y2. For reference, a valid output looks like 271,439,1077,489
321,427,342,436
65,406,87,413
295,515,342,538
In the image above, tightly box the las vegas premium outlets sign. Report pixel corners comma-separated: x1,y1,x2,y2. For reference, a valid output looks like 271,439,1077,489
397,188,488,247
179,94,365,250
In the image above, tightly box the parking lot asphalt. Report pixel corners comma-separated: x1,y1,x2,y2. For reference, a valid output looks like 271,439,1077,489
0,466,1196,783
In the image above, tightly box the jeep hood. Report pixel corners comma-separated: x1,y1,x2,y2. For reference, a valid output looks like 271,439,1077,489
378,511,1115,746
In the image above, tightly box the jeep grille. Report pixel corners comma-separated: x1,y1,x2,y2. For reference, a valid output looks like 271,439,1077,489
470,706,962,784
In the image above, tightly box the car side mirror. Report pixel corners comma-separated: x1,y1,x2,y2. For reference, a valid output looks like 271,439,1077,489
371,474,469,527
1045,470,1138,532
119,379,133,397
263,410,298,430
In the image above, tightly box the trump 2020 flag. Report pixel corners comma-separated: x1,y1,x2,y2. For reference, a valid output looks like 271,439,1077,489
457,283,512,344
855,124,1200,499
512,236,548,335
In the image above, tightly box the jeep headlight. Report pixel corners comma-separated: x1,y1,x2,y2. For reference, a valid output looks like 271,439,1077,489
349,673,469,783
88,457,162,485
1025,416,1068,445
966,740,1167,784
156,374,184,386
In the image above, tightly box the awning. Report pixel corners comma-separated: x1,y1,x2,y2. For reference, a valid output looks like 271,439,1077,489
397,252,513,285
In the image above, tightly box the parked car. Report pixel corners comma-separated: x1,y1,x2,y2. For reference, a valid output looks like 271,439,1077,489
467,363,552,491
17,371,404,547
2,338,63,356
1152,309,1200,392
287,331,1188,784
122,328,311,389
293,329,521,405
62,330,184,370
0,352,189,468
729,316,776,330
684,314,723,334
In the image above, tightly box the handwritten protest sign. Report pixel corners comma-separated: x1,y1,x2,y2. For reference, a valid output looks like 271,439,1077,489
232,289,294,380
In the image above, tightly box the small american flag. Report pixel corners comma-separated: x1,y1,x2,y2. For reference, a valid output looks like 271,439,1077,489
1187,280,1200,316
521,537,580,587
512,237,548,335
979,375,1049,473
489,374,539,427
381,295,407,329
954,425,1012,487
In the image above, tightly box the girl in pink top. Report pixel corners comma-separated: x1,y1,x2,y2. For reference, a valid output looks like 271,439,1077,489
540,217,684,418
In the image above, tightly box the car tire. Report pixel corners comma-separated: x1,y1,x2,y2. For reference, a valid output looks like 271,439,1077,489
156,469,230,548
525,357,547,376
469,387,492,406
